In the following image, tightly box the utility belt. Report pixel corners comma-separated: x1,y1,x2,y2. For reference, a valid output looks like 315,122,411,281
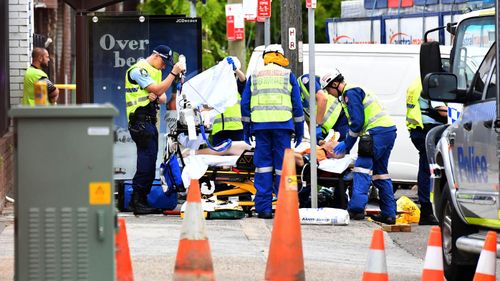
129,104,157,124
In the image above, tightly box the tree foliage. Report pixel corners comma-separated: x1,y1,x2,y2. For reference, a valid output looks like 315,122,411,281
141,0,228,70
141,0,341,69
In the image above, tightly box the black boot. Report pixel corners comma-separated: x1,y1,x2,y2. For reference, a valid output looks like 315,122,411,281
419,203,439,225
130,192,161,215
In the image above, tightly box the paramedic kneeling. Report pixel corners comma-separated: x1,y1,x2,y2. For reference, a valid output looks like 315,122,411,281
241,44,304,219
297,74,349,142
125,45,185,215
321,69,397,225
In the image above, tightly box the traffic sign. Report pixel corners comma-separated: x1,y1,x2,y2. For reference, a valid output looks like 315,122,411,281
257,0,271,18
306,0,317,9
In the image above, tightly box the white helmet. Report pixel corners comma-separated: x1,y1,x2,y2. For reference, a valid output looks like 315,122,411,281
320,68,343,89
263,44,285,57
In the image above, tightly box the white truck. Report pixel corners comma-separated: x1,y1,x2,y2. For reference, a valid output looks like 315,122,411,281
422,8,498,280
247,43,450,186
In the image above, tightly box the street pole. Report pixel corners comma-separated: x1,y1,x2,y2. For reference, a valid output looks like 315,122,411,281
189,0,196,17
281,0,302,75
496,0,500,191
307,2,317,208
264,17,270,46
227,0,246,73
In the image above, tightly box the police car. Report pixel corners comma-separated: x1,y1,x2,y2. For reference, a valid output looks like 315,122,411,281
422,8,498,280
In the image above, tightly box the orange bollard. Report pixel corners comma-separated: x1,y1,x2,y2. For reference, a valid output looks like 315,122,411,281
362,229,389,281
264,149,305,281
115,218,134,281
473,231,497,281
173,179,215,281
421,226,444,281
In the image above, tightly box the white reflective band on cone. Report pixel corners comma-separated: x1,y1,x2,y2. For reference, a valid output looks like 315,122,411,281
365,250,387,273
180,202,208,240
475,251,497,275
423,246,443,270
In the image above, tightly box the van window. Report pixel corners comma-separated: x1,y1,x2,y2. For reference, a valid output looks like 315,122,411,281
470,44,496,101
452,16,495,90
485,67,496,100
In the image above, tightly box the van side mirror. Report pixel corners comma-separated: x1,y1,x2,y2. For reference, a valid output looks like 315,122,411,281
422,73,459,101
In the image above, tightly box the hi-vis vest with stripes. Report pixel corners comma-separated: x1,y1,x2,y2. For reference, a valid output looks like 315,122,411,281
212,95,243,134
297,76,342,134
125,60,161,120
341,84,394,135
250,64,293,123
405,77,424,130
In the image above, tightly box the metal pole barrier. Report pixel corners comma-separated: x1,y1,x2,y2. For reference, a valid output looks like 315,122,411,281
308,4,317,208
264,17,271,46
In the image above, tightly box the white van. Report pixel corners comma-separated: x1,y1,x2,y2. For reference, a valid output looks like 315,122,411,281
247,43,451,186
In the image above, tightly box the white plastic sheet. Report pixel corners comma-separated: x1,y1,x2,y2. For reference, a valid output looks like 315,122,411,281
180,57,240,114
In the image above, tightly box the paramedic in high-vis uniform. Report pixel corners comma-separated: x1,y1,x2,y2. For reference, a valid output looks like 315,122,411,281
321,69,397,225
125,45,185,215
406,76,447,225
210,57,247,145
297,74,349,142
241,44,304,219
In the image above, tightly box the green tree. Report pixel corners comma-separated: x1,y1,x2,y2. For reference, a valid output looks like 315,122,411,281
141,0,229,70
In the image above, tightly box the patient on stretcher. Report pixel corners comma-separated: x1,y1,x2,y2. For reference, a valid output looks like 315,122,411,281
182,129,345,168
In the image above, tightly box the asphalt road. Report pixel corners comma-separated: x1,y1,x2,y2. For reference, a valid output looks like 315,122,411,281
0,188,498,280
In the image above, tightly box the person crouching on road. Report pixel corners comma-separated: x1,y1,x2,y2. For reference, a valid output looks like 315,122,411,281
125,45,185,215
241,44,304,219
321,69,397,225
297,74,349,143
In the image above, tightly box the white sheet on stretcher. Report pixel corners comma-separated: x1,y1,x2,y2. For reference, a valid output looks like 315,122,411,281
181,155,240,187
318,155,356,174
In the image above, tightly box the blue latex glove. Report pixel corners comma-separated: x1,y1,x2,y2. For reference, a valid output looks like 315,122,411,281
294,122,304,148
333,141,346,155
226,57,236,71
315,125,324,144
243,122,252,145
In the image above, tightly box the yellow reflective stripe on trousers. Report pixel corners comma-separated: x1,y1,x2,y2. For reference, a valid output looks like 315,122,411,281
372,174,391,180
256,166,273,173
352,167,372,174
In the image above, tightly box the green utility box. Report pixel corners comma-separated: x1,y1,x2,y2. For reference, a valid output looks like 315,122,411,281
10,104,118,281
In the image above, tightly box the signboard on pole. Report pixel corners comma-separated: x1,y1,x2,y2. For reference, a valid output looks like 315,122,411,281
288,27,296,50
306,0,317,9
257,0,271,18
226,4,245,40
243,0,257,21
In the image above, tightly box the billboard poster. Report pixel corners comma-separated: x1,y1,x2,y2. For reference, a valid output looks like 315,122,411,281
89,15,202,180
327,18,382,44
384,15,440,44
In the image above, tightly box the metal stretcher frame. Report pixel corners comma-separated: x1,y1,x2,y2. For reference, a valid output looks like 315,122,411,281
167,122,351,210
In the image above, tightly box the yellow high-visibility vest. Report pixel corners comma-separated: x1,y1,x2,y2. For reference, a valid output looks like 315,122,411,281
250,64,293,123
124,59,161,120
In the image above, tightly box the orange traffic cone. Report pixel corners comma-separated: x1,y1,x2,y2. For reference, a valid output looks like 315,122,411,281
362,228,389,281
264,149,305,281
115,218,134,281
421,226,444,281
173,179,215,281
473,231,497,281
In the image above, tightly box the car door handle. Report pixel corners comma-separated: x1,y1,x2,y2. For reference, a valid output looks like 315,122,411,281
463,122,472,131
483,120,493,129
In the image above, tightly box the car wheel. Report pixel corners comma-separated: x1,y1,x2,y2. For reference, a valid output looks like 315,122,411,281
441,185,478,281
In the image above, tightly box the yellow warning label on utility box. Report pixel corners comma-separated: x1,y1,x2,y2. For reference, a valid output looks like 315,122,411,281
89,182,111,205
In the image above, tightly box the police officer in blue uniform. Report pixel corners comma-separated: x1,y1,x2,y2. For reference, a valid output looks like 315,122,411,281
124,45,185,215
241,44,304,219
321,69,397,224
